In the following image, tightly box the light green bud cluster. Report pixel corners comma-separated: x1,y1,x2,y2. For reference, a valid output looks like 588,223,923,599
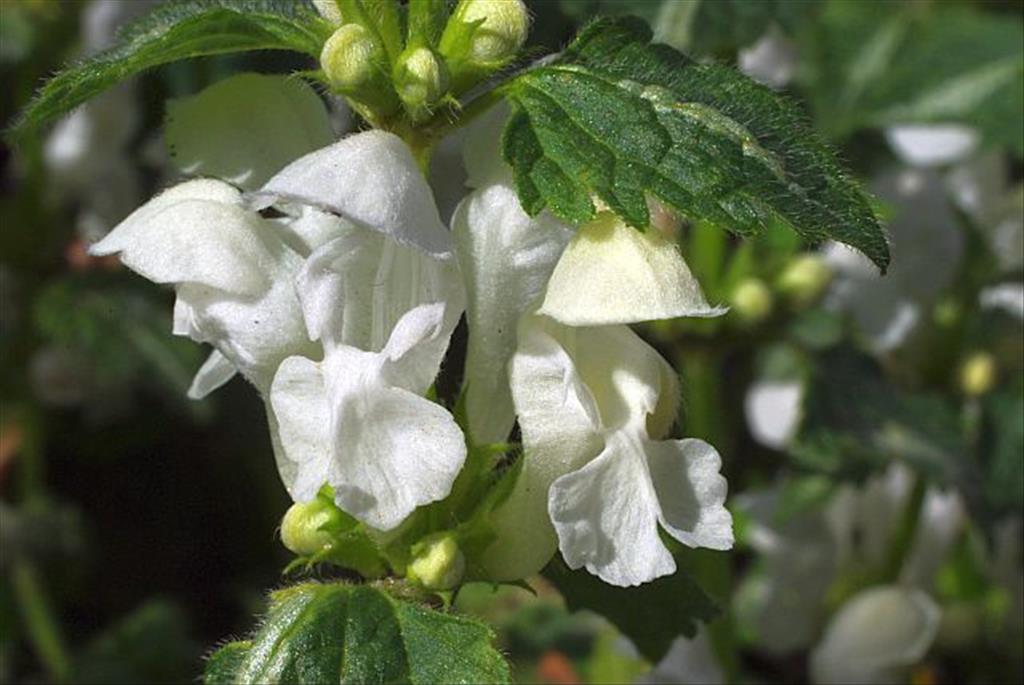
280,496,344,557
731,278,774,324
406,532,465,591
777,254,832,306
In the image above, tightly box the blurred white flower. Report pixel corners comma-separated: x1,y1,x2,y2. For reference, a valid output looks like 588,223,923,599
885,124,979,168
810,586,940,685
739,26,797,90
638,630,725,685
826,169,963,353
744,379,803,450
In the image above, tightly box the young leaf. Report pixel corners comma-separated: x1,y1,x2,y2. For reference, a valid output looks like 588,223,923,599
204,582,511,684
542,556,719,662
13,0,332,137
501,17,890,270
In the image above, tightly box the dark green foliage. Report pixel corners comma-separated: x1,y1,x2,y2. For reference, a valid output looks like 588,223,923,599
13,0,331,137
502,17,890,270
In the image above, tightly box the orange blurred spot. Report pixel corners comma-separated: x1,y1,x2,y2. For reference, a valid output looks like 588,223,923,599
536,650,580,685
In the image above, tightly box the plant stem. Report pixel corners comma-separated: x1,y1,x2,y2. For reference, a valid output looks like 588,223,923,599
881,472,927,583
12,561,71,683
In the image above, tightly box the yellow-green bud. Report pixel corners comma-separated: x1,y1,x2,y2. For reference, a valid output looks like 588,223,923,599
407,533,465,591
321,24,378,90
394,46,449,119
777,254,832,306
731,278,773,323
933,298,961,328
959,352,997,397
458,0,529,63
280,498,343,557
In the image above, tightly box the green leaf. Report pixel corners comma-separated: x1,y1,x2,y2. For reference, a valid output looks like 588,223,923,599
502,17,889,270
205,582,510,684
542,556,719,662
801,2,1024,153
791,348,966,482
13,0,332,137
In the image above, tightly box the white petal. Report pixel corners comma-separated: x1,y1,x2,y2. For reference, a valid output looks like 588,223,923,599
462,103,512,189
298,231,464,355
269,355,333,502
885,124,979,168
646,439,733,551
738,27,797,90
810,586,941,685
452,182,573,444
311,0,342,24
980,283,1024,320
187,349,237,399
253,130,453,257
90,179,243,258
332,385,466,530
480,316,603,581
539,212,723,325
166,73,334,190
744,380,803,449
93,199,276,295
640,631,725,685
549,431,676,586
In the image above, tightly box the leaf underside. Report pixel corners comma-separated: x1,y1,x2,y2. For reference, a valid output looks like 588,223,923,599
502,17,890,270
12,0,331,137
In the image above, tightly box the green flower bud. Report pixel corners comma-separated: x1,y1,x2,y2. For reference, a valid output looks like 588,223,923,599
933,298,961,328
440,0,529,93
394,46,449,120
280,497,343,557
320,24,398,115
959,352,997,397
407,532,465,591
458,0,529,63
731,278,774,323
777,254,832,306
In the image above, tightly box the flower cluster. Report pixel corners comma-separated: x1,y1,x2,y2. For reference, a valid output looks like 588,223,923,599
91,73,733,587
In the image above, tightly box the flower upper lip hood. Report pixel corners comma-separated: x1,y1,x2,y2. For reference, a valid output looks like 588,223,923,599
250,130,455,259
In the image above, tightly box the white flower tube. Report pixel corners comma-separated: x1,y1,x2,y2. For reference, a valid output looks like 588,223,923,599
483,316,732,586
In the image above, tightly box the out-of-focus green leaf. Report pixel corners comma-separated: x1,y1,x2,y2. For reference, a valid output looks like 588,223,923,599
204,582,510,684
542,556,718,662
791,348,966,482
654,0,816,56
979,392,1024,515
801,2,1024,153
13,0,331,137
74,600,198,684
503,17,889,269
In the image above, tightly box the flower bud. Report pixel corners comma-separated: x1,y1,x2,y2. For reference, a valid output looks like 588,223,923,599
394,46,449,120
406,532,465,591
731,278,773,323
280,497,344,557
777,254,832,306
959,352,996,397
320,24,398,115
457,0,529,63
440,0,529,93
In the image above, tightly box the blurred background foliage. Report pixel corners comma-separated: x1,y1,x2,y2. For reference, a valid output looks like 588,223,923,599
0,0,1021,683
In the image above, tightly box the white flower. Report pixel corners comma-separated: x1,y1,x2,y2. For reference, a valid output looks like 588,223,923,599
744,379,803,450
885,124,979,168
639,630,725,685
261,131,467,530
90,179,316,396
455,191,728,584
738,26,797,90
810,586,941,684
